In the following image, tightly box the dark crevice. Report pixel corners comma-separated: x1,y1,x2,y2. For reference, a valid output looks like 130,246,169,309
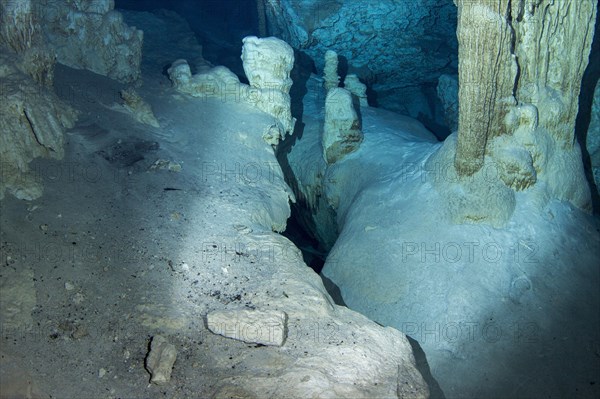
281,206,327,273
276,51,340,281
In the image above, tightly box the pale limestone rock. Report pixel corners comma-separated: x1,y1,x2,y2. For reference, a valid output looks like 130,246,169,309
0,10,77,200
145,335,177,385
323,50,340,91
427,134,516,227
244,87,293,145
487,135,537,191
166,59,192,90
149,159,181,173
39,0,143,83
512,0,596,147
0,63,77,200
0,0,38,53
453,0,517,177
167,60,241,99
120,87,159,128
168,37,296,145
241,36,294,93
323,88,363,164
241,36,295,137
209,300,429,398
18,45,56,87
207,309,287,346
398,362,430,399
344,74,368,107
0,1,54,87
511,110,592,210
438,0,596,225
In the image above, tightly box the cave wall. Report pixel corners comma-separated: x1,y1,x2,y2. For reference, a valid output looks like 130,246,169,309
262,0,458,132
0,0,145,200
589,81,600,194
39,0,143,83
0,0,77,200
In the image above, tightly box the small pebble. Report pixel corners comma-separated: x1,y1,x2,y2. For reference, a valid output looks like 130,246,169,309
73,292,85,304
72,326,88,339
233,224,252,234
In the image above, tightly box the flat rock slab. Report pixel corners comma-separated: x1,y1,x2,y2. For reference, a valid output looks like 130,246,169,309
207,309,287,346
146,335,177,385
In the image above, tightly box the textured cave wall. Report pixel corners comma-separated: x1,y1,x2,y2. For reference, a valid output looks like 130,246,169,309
432,0,597,226
38,0,143,83
0,0,77,200
588,82,600,195
262,0,458,131
0,0,144,200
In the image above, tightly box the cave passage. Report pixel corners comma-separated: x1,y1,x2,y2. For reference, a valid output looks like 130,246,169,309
115,0,342,278
116,0,261,80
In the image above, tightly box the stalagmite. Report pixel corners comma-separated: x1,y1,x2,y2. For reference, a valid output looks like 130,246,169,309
322,88,363,164
439,0,596,225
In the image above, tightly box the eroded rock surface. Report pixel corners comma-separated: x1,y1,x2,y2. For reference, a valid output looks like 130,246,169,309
588,81,600,194
0,0,77,200
39,0,143,83
264,0,458,125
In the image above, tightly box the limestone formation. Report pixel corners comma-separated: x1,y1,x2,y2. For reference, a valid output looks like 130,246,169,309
453,0,517,176
168,36,296,146
38,0,143,83
120,88,159,128
241,36,294,94
0,0,38,53
344,74,368,107
167,59,193,90
0,1,77,200
588,82,600,192
323,88,363,164
437,0,597,225
207,309,287,346
426,134,516,227
241,36,296,140
323,50,340,91
167,60,241,99
145,335,177,385
0,7,431,398
0,0,54,87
